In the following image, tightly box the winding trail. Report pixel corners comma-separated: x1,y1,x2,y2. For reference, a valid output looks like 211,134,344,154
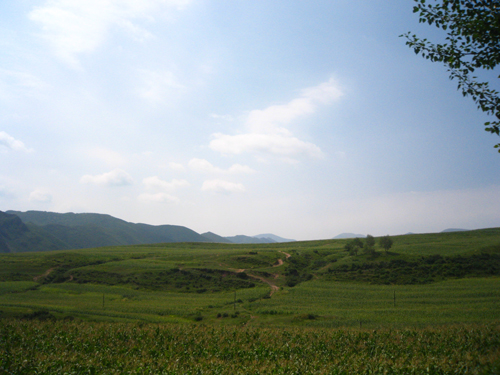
280,251,292,259
273,259,284,267
227,250,292,297
248,274,280,296
33,267,55,282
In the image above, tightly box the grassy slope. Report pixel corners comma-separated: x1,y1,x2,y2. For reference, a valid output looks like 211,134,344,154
0,228,499,327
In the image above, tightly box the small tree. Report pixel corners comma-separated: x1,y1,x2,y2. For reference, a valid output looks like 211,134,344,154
352,237,364,249
365,234,375,249
344,242,358,256
379,235,393,254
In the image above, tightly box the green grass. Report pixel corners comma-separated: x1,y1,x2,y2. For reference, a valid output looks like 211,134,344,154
0,281,37,295
251,278,500,328
0,228,499,326
1,230,500,373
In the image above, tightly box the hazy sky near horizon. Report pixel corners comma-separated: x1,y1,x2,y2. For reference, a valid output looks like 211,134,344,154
1,0,499,240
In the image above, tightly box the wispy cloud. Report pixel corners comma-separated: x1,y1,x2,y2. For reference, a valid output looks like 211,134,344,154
209,132,324,158
0,69,48,100
168,162,186,172
209,78,342,160
29,189,52,203
188,158,255,174
0,132,33,153
29,0,193,67
80,169,133,186
201,179,245,194
137,69,186,103
139,176,189,204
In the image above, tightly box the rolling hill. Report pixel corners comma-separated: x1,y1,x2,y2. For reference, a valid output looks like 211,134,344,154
0,211,67,253
2,210,294,252
3,210,210,252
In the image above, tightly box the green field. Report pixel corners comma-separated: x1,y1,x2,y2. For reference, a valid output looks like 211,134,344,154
0,229,499,326
1,321,499,374
0,229,499,373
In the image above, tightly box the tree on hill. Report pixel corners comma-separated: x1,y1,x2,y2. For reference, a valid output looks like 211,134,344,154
352,237,364,249
379,235,393,253
401,0,500,152
363,234,376,256
344,242,358,256
365,234,375,249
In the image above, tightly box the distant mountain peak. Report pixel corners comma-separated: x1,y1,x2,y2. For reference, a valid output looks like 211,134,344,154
201,232,232,244
223,235,276,244
253,233,296,243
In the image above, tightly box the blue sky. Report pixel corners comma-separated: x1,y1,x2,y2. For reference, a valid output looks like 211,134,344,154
1,0,499,240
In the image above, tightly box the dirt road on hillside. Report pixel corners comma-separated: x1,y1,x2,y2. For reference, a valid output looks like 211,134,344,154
33,268,55,282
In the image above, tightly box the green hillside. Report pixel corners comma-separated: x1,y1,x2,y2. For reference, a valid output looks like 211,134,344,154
4,210,210,252
0,228,499,328
0,211,67,253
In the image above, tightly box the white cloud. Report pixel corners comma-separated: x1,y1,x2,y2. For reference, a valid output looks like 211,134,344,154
210,132,324,159
227,164,256,174
137,69,185,103
29,189,53,203
201,179,245,194
139,176,188,204
29,0,192,67
0,132,33,153
188,158,255,174
80,169,133,186
209,78,342,159
138,192,180,203
142,176,190,191
169,162,185,172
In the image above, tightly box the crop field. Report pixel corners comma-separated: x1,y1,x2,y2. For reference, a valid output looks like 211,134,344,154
1,321,499,374
0,229,499,372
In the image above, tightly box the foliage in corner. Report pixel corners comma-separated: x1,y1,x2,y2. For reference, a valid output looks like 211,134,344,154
401,0,500,151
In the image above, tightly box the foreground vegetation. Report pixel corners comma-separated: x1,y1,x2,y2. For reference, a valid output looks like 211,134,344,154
1,320,499,374
0,229,499,372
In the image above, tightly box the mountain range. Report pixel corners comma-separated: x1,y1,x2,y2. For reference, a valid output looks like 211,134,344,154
0,210,296,253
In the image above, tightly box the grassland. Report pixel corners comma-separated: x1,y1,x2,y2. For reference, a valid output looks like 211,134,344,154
0,229,499,373
0,229,499,326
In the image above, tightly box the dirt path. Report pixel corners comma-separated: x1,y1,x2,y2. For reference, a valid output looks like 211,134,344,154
248,274,280,296
273,258,284,267
280,251,292,259
33,267,55,282
318,263,332,272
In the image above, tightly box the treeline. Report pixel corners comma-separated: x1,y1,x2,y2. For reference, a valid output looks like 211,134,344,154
344,235,393,256
62,267,256,293
327,252,500,285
